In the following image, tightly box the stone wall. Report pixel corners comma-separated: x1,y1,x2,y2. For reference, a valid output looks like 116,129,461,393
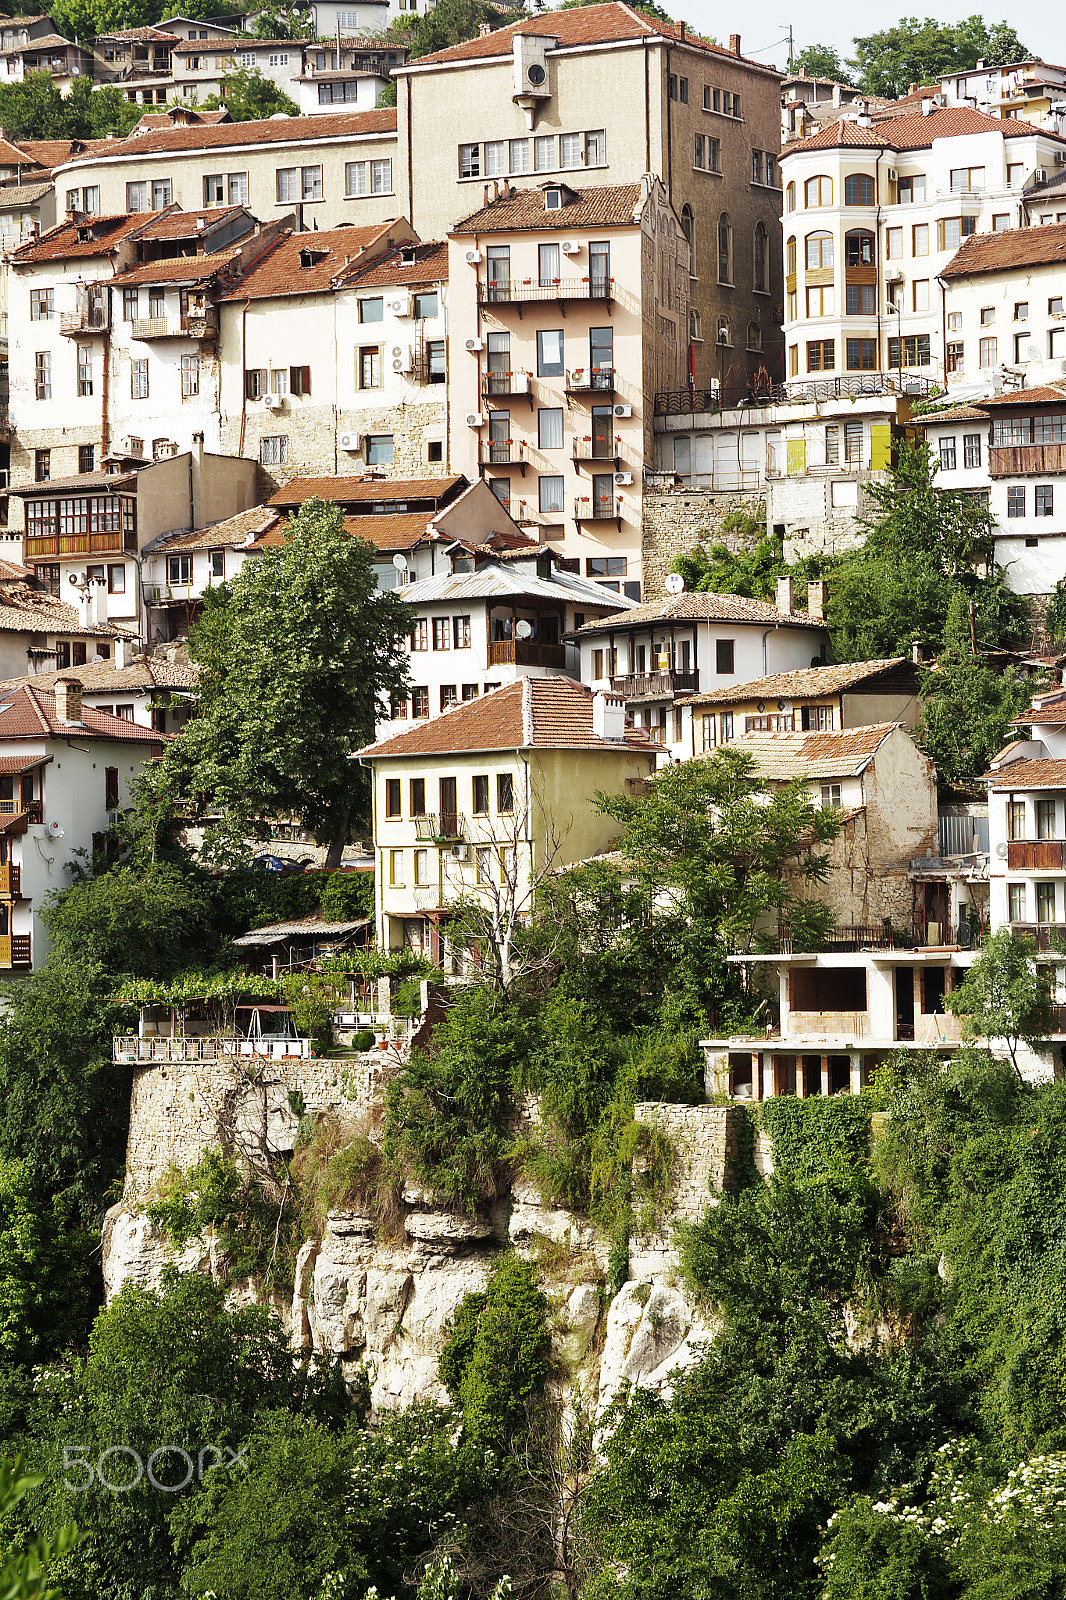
220,399,448,485
641,489,766,601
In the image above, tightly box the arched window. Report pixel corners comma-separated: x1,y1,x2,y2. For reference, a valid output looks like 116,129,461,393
805,174,833,207
681,203,695,277
844,229,875,267
717,213,732,284
689,308,702,341
753,222,767,292
805,231,833,270
786,235,796,276
844,172,874,206
786,180,796,211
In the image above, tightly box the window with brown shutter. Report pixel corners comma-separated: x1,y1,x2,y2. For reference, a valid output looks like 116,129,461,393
290,365,311,397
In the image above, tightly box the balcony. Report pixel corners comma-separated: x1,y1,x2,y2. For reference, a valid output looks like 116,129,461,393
130,312,217,341
0,934,30,969
479,439,526,472
481,371,533,405
414,812,466,843
0,862,22,897
60,309,107,336
488,640,566,668
610,669,698,701
113,1034,312,1064
565,366,616,397
1009,922,1066,954
477,276,613,314
24,529,130,560
0,801,40,836
989,443,1066,478
654,372,938,415
1007,839,1065,870
573,495,620,527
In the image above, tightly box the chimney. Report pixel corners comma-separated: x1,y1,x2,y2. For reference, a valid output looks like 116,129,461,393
592,690,626,741
729,32,740,55
54,677,83,724
912,639,922,665
807,578,828,621
776,574,794,614
976,58,985,69
478,22,492,35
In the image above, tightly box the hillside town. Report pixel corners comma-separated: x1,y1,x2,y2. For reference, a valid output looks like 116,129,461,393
5,5,1066,1599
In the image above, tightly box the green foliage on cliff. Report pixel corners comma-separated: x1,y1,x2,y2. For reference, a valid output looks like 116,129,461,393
440,1253,552,1451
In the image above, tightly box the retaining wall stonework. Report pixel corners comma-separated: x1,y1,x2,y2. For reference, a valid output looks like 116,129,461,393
641,491,766,601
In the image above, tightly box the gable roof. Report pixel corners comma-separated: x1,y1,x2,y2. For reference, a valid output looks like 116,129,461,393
56,108,396,166
249,510,431,552
217,221,401,301
571,590,828,634
942,221,1066,278
0,585,131,640
10,212,143,264
978,384,1066,408
146,504,280,553
395,559,638,610
0,657,198,696
452,180,644,235
406,3,777,73
357,674,654,758
986,758,1066,790
337,239,448,288
790,103,1063,154
682,657,914,708
0,684,165,743
732,722,900,782
267,474,464,508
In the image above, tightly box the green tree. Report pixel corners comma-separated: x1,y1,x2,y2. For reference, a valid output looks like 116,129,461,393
386,0,524,61
0,1457,78,1600
41,862,215,979
917,590,1031,789
849,16,1032,100
250,4,315,39
946,930,1056,1077
793,43,852,82
0,1162,93,1364
150,499,409,868
200,67,298,120
439,1253,551,1451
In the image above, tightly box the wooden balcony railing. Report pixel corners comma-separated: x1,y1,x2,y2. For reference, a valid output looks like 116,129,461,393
989,443,1066,478
610,669,698,700
24,529,129,560
413,812,465,842
0,862,22,897
1007,839,1065,870
130,313,217,341
488,640,566,668
59,309,107,336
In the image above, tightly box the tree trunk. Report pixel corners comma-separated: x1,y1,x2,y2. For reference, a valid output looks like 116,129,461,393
324,804,350,871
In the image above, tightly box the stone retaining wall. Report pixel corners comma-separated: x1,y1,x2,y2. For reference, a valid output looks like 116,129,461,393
642,490,766,600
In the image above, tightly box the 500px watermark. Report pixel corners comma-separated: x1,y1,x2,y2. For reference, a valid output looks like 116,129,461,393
62,1444,247,1493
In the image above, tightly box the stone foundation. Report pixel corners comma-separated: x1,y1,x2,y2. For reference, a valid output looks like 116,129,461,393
642,489,766,601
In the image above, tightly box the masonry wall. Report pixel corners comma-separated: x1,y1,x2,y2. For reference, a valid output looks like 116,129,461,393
641,487,766,601
770,472,888,562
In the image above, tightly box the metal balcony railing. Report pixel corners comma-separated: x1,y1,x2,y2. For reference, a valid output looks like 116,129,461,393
413,812,466,842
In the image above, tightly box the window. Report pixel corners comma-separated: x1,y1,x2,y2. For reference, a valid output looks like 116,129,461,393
475,847,491,885
1051,297,1064,316
586,557,626,578
886,227,903,259
747,323,762,351
714,638,735,674
130,358,148,399
678,76,688,103
938,217,977,250
204,173,224,205
1036,485,1054,517
472,774,489,814
34,448,50,482
259,435,288,466
151,179,171,210
847,338,877,370
1007,800,1026,840
539,475,564,515
209,551,224,580
346,158,391,196
411,688,429,720
751,150,761,184
1008,883,1025,922
538,241,560,287
980,306,995,326
1007,485,1025,517
459,142,480,178
559,132,582,169
912,223,929,256
946,343,964,373
79,444,94,474
979,336,997,368
913,280,929,312
805,232,833,269
77,345,93,397
789,345,798,376
805,175,832,206
846,284,875,315
844,172,874,205
753,222,767,292
1038,882,1057,925
694,134,705,169
964,434,981,468
427,439,444,463
950,166,984,192
992,213,1010,232
359,346,380,389
1037,797,1057,840
807,339,835,373
126,180,147,211
366,435,393,465
180,355,198,398
388,848,404,886
29,288,52,320
806,285,835,317
537,329,563,377
681,204,695,276
820,783,842,809
497,773,513,813
537,407,564,450
898,174,926,204
717,214,732,282
34,349,50,401
534,135,554,171
414,847,431,886
510,138,530,173
1013,301,1029,322
887,335,931,368
167,554,192,585
939,436,956,470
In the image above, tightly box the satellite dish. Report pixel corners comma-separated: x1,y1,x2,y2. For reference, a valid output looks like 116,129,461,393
68,574,79,586
515,620,533,639
47,820,64,838
392,554,408,572
664,573,685,595
1028,343,1042,361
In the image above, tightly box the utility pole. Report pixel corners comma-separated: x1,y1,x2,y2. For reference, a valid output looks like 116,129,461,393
782,23,794,70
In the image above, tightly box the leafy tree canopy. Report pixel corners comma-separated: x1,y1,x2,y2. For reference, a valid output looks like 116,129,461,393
200,66,298,119
0,72,141,140
386,0,524,60
849,15,1033,100
946,929,1057,1076
917,589,1033,790
792,43,852,82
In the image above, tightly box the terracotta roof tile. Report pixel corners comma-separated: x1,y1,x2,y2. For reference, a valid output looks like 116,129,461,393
0,684,166,743
267,474,464,508
987,758,1066,789
133,109,231,130
218,221,400,301
0,657,198,695
409,3,778,72
57,108,396,166
173,35,303,50
250,511,430,551
358,675,655,758
0,135,41,165
790,104,1061,154
683,657,913,708
977,384,1066,408
14,138,82,169
110,254,237,287
0,585,130,640
128,203,245,239
572,590,828,633
452,181,643,235
942,222,1066,278
731,722,900,781
337,239,448,288
0,182,53,207
19,34,79,52
9,213,144,264
150,505,281,552
10,469,136,496
908,403,993,425
96,25,180,40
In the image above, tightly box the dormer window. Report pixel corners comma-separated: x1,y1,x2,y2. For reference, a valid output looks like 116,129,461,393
400,245,416,265
299,248,327,268
544,187,562,210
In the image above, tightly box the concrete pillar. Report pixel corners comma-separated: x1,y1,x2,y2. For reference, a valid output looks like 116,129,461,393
821,1054,830,1095
753,1051,764,1100
850,1052,863,1094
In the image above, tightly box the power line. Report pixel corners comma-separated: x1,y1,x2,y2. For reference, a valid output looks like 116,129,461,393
743,33,791,56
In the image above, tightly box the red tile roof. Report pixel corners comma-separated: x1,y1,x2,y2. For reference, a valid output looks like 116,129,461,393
110,254,238,287
250,511,431,551
9,213,143,264
987,758,1066,789
358,675,656,758
409,3,777,73
14,138,85,169
0,136,40,166
0,684,165,743
683,657,912,707
573,590,828,633
0,585,130,640
336,239,448,288
735,722,900,781
96,25,180,40
791,104,1062,153
129,203,246,239
56,108,397,165
977,384,1066,408
267,474,464,508
218,221,401,301
155,505,281,551
452,181,644,235
942,222,1066,278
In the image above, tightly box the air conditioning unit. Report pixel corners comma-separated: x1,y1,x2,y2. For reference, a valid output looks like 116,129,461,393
465,412,484,427
613,403,632,418
391,345,414,373
388,292,412,316
264,392,284,410
451,843,470,860
570,365,589,387
887,167,898,183
560,239,580,255
464,247,483,264
885,269,903,282
1037,168,1049,182
339,432,362,452
614,471,633,486
465,337,483,352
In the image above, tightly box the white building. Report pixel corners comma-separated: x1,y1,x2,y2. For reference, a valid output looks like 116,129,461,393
938,222,1066,391
780,105,1066,390
0,653,197,736
140,504,279,645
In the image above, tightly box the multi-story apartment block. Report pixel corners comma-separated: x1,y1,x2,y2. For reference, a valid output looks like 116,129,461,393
397,2,785,395
449,175,687,584
572,581,830,760
937,58,1066,133
912,385,1066,596
358,675,656,960
780,105,1066,390
938,223,1066,390
50,110,400,230
0,561,133,678
168,34,405,110
379,546,633,739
